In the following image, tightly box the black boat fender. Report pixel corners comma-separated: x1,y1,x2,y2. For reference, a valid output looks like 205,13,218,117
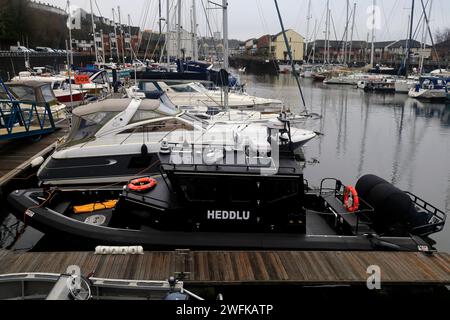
355,174,388,200
355,175,432,236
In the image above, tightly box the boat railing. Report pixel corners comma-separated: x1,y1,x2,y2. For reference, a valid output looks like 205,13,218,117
406,192,447,237
0,99,56,141
161,161,301,175
319,178,376,235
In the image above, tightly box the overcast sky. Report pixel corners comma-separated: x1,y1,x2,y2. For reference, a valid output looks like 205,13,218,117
46,0,450,42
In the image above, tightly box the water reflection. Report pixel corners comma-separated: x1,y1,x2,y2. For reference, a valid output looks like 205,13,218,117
409,99,450,126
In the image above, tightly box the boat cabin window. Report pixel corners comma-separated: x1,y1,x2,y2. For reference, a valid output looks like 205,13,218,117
61,112,119,149
120,119,194,134
92,72,108,85
41,85,55,102
191,83,209,93
180,113,209,129
170,85,197,93
0,86,12,100
179,178,217,202
130,110,161,124
140,82,160,92
436,79,445,87
52,81,67,90
8,86,35,102
159,94,180,115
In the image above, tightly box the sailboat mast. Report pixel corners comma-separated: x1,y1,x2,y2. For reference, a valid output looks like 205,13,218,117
167,0,171,66
419,0,432,73
349,3,356,63
112,9,119,63
177,0,182,60
327,7,331,64
118,6,126,64
405,0,415,76
273,0,307,112
419,0,440,70
344,0,349,64
159,0,162,35
222,0,229,111
67,0,73,66
192,0,198,61
128,14,134,62
305,0,311,61
312,19,317,64
66,0,73,106
324,1,329,64
370,0,376,66
89,0,98,63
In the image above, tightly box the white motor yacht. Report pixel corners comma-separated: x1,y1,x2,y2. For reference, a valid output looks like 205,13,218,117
128,82,283,112
37,95,317,186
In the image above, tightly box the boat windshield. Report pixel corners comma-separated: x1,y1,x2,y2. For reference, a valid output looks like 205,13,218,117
170,84,198,93
179,112,209,129
41,84,56,103
60,111,119,149
159,94,181,116
0,86,12,100
191,83,209,93
8,86,36,102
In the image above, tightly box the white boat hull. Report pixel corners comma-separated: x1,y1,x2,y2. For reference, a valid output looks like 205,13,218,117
408,88,448,100
395,81,417,94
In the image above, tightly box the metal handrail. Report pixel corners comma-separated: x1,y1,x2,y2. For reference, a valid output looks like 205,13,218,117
406,191,447,236
0,99,56,140
162,161,301,175
318,178,375,235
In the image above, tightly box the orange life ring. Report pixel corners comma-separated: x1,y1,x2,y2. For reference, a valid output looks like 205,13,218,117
343,186,360,213
128,177,157,192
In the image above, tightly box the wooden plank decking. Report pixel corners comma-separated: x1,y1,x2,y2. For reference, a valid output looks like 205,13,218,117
0,123,69,185
1,250,449,286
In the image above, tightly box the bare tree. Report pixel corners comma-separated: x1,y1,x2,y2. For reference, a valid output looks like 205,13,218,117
435,28,450,43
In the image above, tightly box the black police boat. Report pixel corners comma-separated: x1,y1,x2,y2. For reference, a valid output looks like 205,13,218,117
8,118,447,251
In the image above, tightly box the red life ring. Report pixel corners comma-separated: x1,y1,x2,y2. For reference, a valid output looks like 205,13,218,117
343,186,360,213
128,177,157,192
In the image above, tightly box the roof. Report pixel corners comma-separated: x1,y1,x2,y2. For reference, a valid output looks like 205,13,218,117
386,39,425,49
373,41,396,49
311,40,429,50
257,34,271,41
6,81,50,88
73,99,160,117
312,40,349,49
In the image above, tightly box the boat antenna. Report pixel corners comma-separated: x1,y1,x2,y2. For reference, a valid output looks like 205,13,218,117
273,0,308,114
